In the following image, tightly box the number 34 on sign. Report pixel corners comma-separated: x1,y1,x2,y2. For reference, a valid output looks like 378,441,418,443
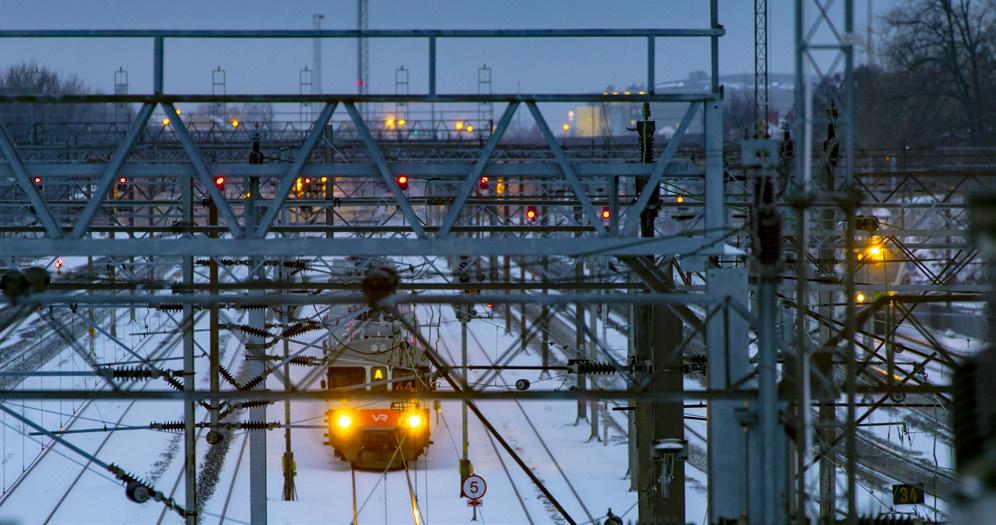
462,474,487,505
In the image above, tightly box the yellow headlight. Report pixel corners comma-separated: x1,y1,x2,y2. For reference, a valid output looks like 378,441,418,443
405,413,423,430
336,413,353,430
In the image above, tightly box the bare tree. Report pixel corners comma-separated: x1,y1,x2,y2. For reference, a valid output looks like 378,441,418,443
0,62,109,144
883,0,996,144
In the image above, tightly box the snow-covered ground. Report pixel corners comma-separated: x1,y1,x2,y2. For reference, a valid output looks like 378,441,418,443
0,254,966,524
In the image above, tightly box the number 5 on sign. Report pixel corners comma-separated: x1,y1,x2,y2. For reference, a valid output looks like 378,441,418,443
462,474,487,500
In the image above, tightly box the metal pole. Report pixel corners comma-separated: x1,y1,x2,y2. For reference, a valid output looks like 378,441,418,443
428,36,436,96
153,36,163,95
842,2,857,523
758,268,781,525
460,311,472,481
247,177,268,525
182,175,197,525
312,14,324,95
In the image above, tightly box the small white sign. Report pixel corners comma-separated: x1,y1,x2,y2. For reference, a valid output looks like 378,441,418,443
461,474,487,500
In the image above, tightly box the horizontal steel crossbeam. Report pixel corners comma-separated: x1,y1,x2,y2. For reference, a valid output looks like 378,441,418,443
0,237,741,257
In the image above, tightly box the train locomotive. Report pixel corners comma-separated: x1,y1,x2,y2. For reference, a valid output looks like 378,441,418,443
323,310,435,470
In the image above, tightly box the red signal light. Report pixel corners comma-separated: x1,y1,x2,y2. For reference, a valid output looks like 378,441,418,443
304,177,312,185
396,175,410,191
479,176,490,191
33,176,43,185
525,206,538,222
118,177,127,185
214,176,225,191
600,207,611,220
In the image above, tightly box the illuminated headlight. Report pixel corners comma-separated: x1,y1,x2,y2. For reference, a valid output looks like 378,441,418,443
403,412,423,430
335,412,353,430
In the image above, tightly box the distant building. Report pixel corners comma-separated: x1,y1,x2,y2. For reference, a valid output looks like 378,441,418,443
566,71,795,138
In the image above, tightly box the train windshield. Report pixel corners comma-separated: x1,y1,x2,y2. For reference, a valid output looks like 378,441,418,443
393,366,430,393
327,367,366,390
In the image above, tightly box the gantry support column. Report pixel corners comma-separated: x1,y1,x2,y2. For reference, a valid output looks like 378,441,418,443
634,295,684,524
706,268,749,522
633,100,685,524
247,177,268,525
182,170,198,525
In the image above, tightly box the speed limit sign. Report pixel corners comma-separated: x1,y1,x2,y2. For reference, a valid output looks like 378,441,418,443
461,474,487,500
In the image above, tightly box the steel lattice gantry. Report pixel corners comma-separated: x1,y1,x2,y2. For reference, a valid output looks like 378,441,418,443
0,24,755,525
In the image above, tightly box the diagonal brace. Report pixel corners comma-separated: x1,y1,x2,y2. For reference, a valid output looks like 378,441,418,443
162,102,242,238
344,102,426,238
437,102,519,237
622,103,698,237
0,119,62,237
252,103,336,238
525,101,606,236
70,103,155,239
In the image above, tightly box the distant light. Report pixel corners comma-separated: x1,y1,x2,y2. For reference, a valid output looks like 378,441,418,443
397,119,406,127
623,91,631,95
320,176,328,183
356,80,364,86
231,119,240,128
496,182,506,195
466,125,474,133
602,92,609,96
161,117,170,126
174,108,182,115
855,292,866,303
638,90,647,95
455,121,464,131
562,123,570,132
386,118,395,128
611,91,619,95
676,195,685,204
54,258,63,270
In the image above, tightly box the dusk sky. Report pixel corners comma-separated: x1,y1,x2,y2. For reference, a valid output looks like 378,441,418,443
1,0,897,96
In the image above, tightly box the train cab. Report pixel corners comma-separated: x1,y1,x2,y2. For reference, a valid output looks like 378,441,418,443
323,312,434,470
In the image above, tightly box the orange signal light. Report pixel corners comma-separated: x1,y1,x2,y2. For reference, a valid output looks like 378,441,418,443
214,176,225,191
396,175,410,191
600,207,611,220
525,206,538,222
